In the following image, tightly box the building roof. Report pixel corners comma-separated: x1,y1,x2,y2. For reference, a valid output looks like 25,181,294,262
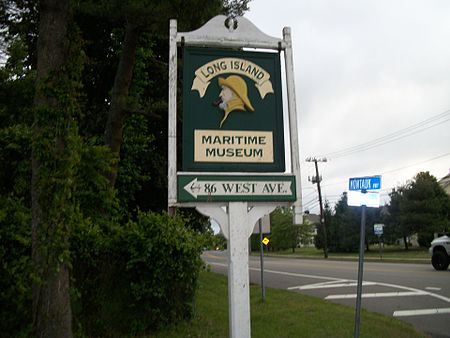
439,172,450,195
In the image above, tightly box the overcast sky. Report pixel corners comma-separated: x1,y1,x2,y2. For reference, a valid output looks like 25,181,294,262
244,0,450,214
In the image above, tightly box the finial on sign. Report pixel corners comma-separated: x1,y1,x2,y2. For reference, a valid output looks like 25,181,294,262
225,16,238,32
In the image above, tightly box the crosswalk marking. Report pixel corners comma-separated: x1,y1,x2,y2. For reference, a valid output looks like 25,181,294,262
325,291,428,300
289,281,377,290
204,255,450,324
393,308,450,317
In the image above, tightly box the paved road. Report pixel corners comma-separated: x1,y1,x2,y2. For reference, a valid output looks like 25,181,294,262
203,250,450,338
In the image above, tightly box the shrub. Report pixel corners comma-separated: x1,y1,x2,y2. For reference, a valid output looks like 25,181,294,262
0,196,32,337
417,231,434,248
71,211,204,337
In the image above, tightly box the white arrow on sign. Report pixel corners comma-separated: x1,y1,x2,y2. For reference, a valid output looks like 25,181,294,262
183,178,293,199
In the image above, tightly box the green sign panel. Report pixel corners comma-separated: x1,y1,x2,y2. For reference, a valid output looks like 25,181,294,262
182,47,285,172
178,175,296,202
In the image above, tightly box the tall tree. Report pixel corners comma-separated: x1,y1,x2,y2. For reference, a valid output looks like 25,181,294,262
3,1,253,213
2,3,254,335
402,172,450,246
82,0,250,188
315,193,381,253
32,1,75,336
80,0,222,187
386,172,450,249
331,194,360,252
385,186,411,249
270,207,299,252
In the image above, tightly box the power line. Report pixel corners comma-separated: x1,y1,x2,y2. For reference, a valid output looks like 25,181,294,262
320,109,450,159
319,151,450,189
303,198,319,210
381,152,450,175
303,197,319,206
302,190,317,200
323,194,341,199
303,197,318,208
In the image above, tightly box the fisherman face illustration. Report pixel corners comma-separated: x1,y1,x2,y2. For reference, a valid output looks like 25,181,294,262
218,86,234,110
213,75,254,128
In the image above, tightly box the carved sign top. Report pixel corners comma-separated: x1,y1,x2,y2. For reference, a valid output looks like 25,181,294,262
177,15,284,50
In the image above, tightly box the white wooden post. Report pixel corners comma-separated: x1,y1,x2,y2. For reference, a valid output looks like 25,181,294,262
195,202,276,338
283,27,303,225
168,19,177,211
227,202,251,338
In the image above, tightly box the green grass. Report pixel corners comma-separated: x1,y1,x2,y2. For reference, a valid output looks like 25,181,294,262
154,270,425,338
261,245,430,263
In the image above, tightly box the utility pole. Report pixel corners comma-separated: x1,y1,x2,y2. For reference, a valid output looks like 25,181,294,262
306,157,328,258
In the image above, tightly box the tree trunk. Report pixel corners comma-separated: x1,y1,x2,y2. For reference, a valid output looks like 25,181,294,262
32,1,72,337
104,22,139,187
403,236,409,250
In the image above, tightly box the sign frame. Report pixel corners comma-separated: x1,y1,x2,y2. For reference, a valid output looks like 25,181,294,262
167,15,303,338
168,15,303,223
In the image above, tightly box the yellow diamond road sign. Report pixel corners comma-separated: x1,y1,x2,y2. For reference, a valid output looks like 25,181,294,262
262,237,270,246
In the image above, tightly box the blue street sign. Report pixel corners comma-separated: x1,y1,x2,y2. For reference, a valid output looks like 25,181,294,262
349,175,381,191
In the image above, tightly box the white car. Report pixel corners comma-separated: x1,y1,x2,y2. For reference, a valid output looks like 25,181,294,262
429,235,450,271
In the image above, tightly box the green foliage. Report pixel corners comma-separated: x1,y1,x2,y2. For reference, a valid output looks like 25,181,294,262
252,208,316,252
32,111,83,271
316,195,381,253
0,1,39,69
0,124,32,198
0,37,36,131
382,188,406,245
73,138,120,223
1,1,254,336
116,114,155,214
0,195,32,337
269,207,299,251
386,172,450,247
298,220,316,246
31,14,89,280
333,197,359,252
212,233,227,250
402,172,450,233
71,211,204,336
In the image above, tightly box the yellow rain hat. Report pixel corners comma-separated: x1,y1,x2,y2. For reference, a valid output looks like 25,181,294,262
218,75,254,111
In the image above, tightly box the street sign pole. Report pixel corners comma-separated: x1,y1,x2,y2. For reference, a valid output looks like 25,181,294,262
354,200,367,338
379,236,382,261
348,175,381,338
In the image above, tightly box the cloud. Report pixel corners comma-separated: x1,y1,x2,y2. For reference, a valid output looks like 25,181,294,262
246,0,450,213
